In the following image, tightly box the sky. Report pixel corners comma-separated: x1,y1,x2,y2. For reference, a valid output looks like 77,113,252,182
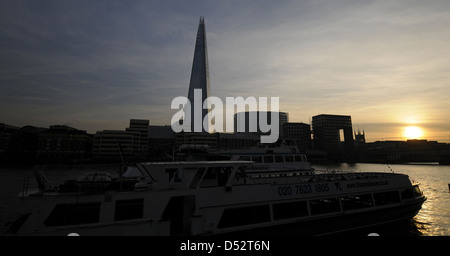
1,0,450,142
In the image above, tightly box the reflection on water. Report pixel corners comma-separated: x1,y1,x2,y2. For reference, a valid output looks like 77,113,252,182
314,163,450,236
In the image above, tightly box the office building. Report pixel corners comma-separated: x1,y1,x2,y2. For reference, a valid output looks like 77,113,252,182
187,17,210,133
282,122,312,152
92,130,135,160
37,125,92,162
148,125,176,161
175,132,218,151
126,119,149,154
312,114,355,160
234,111,289,137
93,119,149,161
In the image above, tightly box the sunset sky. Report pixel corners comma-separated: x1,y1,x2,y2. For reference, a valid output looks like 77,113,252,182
1,0,450,142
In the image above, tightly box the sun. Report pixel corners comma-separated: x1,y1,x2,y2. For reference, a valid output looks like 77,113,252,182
403,126,424,140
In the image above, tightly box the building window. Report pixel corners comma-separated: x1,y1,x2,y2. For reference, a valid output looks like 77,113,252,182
114,198,144,221
44,202,101,227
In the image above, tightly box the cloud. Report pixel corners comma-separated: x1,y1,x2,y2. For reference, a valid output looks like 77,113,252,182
1,0,450,141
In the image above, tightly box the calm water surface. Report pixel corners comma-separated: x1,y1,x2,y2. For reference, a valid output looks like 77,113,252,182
1,163,449,236
314,162,450,236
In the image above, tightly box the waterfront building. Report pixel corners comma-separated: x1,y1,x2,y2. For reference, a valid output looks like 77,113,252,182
175,132,218,150
0,123,19,158
312,114,355,161
148,125,176,161
217,133,259,150
37,125,92,163
282,122,312,152
92,130,135,160
0,123,46,163
92,119,149,161
233,111,289,137
126,119,149,156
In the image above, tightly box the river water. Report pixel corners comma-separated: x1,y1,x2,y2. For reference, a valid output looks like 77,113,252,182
313,162,450,236
1,163,449,236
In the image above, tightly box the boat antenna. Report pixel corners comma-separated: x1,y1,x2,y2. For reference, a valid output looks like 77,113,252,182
116,139,126,177
386,164,394,173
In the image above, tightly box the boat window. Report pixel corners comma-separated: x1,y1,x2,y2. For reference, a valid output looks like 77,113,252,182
401,188,415,200
374,191,401,206
309,198,340,215
275,155,284,163
165,168,181,183
252,156,262,163
285,156,294,162
189,168,205,188
44,202,100,227
294,155,302,162
273,201,308,220
114,198,144,221
218,205,270,229
414,186,422,196
264,156,274,163
218,167,232,186
200,167,232,187
341,194,373,211
238,156,250,161
200,167,218,187
401,186,422,200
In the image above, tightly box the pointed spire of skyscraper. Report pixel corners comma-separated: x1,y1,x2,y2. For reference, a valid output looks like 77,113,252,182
187,16,210,133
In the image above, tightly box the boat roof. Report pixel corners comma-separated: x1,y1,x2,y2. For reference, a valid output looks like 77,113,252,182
139,161,254,166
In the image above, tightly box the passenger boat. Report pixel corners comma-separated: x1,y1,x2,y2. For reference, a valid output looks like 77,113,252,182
179,144,314,175
6,157,426,236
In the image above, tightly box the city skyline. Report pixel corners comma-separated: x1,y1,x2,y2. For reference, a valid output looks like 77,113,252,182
1,1,450,142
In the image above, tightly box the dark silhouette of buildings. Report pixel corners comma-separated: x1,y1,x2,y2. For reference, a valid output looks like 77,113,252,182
358,139,450,163
282,122,312,152
1,123,92,164
92,119,149,162
354,130,366,144
1,123,45,163
126,119,149,159
312,114,355,161
4,118,450,164
148,125,175,161
234,111,289,137
36,125,92,163
187,17,210,133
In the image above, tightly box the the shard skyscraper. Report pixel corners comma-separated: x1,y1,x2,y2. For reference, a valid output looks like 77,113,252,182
187,17,210,133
